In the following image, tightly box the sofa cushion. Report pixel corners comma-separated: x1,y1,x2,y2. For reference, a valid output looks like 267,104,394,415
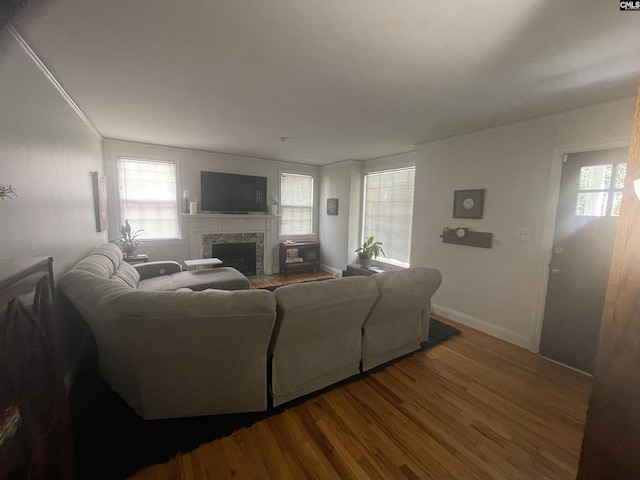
137,267,249,292
137,274,175,291
269,276,379,406
93,243,125,271
361,267,442,371
74,253,116,279
112,261,141,289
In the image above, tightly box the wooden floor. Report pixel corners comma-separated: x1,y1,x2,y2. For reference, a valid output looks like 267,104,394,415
249,270,337,289
129,307,592,479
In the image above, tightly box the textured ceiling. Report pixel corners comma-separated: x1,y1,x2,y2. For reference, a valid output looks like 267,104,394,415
12,0,640,165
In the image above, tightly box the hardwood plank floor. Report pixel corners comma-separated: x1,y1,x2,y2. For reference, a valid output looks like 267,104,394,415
249,271,337,289
130,314,591,480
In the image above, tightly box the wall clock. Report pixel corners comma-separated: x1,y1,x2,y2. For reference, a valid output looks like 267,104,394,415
453,189,485,219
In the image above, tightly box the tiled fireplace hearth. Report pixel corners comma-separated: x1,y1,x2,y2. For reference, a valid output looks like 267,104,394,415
184,214,278,275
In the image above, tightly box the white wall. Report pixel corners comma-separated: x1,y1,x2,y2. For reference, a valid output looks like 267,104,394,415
412,97,635,350
319,161,362,274
319,152,417,275
102,139,320,268
0,29,105,278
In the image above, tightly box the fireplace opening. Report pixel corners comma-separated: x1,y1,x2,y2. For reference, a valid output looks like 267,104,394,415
211,242,257,276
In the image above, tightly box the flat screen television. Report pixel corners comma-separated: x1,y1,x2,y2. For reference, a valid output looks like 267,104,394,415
200,171,267,213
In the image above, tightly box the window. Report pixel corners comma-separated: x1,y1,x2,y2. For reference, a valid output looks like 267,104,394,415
117,157,180,239
362,167,415,267
576,162,626,217
280,173,314,235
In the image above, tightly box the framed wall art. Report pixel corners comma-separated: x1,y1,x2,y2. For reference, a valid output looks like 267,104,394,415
327,198,338,215
453,189,485,219
92,171,109,232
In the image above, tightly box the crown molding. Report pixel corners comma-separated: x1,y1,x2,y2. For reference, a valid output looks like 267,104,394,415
8,25,103,140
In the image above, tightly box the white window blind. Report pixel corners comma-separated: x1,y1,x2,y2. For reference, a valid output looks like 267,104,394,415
280,173,314,235
362,167,415,266
117,157,180,239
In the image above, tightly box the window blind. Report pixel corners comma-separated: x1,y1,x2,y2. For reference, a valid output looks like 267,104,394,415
117,157,180,239
362,167,415,266
280,173,314,235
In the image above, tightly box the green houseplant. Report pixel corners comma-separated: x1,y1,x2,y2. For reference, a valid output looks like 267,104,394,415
355,236,385,267
118,219,144,255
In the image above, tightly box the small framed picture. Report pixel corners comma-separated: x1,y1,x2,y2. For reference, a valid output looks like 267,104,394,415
453,189,485,219
327,198,338,215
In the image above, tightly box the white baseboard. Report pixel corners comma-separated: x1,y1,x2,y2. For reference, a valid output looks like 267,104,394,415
431,304,531,351
321,264,343,277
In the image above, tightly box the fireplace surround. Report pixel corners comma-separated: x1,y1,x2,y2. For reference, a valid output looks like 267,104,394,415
184,214,278,276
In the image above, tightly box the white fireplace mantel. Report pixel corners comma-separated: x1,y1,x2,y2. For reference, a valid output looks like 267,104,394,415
182,213,280,275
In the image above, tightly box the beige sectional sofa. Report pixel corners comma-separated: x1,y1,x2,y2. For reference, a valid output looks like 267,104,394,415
59,243,274,420
60,243,442,419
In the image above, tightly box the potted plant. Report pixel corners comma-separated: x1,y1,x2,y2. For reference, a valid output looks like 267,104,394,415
118,219,144,255
355,236,385,267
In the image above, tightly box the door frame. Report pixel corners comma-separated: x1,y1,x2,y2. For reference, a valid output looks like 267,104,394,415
531,136,630,353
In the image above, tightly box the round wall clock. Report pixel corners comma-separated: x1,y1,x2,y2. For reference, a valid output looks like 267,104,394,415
462,198,475,210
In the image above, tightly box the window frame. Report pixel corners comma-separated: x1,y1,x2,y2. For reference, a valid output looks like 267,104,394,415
575,162,626,217
278,170,317,238
116,155,183,244
360,166,416,268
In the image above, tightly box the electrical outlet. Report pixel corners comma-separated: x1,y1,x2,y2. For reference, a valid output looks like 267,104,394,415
516,227,531,241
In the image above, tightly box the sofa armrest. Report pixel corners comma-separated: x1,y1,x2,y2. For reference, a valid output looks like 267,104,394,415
134,261,182,280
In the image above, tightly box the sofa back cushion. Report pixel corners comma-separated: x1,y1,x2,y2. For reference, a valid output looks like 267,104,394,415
269,276,379,406
70,243,140,288
361,267,442,371
112,261,140,289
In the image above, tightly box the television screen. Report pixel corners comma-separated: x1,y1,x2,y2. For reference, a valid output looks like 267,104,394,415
201,171,267,213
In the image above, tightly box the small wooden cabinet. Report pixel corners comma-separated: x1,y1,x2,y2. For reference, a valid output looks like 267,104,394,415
279,242,320,276
0,257,76,479
342,264,391,277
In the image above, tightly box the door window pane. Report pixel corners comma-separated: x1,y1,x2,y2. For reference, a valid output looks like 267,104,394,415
576,192,608,217
611,191,623,217
578,164,612,190
614,163,627,189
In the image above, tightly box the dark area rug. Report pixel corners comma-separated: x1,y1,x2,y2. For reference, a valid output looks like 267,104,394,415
68,318,460,480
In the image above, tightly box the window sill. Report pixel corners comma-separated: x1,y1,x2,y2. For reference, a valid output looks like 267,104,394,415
136,238,185,248
370,259,408,270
